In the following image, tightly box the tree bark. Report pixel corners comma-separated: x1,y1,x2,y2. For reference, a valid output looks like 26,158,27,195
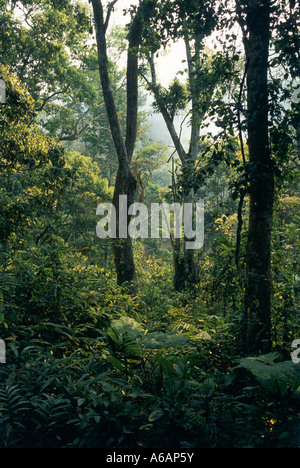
238,0,274,353
92,0,152,293
112,170,137,291
147,51,200,290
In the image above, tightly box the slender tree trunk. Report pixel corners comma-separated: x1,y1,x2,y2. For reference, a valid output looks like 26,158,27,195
180,33,202,290
147,51,200,291
238,0,274,353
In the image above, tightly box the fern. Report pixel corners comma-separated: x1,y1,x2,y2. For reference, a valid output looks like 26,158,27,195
0,384,31,427
31,394,72,429
185,409,209,431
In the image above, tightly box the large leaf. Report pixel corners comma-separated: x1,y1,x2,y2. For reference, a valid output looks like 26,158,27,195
107,355,125,372
141,332,190,349
148,409,164,422
110,317,145,339
123,337,142,358
236,353,300,396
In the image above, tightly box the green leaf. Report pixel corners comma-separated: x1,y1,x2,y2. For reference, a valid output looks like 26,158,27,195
141,332,190,349
110,317,145,339
124,339,142,358
148,409,164,422
157,357,173,376
279,432,290,440
236,353,300,396
107,327,122,345
107,355,125,372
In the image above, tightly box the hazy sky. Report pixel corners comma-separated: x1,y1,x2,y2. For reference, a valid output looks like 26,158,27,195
106,0,187,85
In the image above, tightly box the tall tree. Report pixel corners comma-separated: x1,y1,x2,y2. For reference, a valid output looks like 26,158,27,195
236,0,273,353
91,0,155,293
140,0,234,290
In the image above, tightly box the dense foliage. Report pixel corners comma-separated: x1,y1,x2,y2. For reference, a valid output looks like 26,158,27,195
0,0,299,449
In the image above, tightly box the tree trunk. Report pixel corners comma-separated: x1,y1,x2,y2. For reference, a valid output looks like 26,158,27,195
112,169,137,292
147,51,200,291
239,0,274,353
92,0,153,293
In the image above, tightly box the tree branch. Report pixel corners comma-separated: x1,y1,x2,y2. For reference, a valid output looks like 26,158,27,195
59,112,103,142
35,86,71,113
92,0,129,176
125,3,144,163
183,33,201,160
104,0,119,32
143,53,187,165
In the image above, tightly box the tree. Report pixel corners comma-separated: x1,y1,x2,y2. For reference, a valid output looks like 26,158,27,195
0,65,112,325
139,0,236,290
235,0,299,353
235,0,273,353
91,0,156,293
0,0,99,142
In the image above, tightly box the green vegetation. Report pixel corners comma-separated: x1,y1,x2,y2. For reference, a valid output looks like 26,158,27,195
0,0,299,449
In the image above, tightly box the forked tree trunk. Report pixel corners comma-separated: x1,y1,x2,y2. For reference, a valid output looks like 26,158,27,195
92,0,155,293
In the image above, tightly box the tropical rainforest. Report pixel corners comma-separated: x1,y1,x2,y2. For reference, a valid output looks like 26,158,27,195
0,0,299,449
